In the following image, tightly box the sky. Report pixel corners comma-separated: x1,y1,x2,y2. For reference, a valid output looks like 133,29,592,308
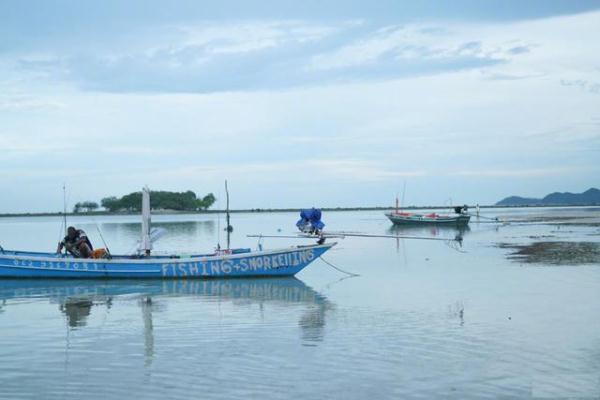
1,0,600,212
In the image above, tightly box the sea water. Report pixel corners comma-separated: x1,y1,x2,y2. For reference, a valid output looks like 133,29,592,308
1,208,599,399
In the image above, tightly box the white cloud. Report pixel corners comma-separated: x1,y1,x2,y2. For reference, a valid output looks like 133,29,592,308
560,79,600,95
308,23,532,71
0,96,66,111
450,166,592,178
99,20,352,72
175,21,345,55
145,159,425,183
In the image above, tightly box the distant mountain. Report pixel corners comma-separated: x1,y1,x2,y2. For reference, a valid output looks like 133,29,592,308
496,188,600,206
495,196,540,206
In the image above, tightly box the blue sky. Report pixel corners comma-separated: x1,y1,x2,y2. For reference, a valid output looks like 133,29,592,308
1,1,600,212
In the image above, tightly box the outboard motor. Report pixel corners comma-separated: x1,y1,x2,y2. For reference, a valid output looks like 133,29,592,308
454,205,469,215
296,208,325,235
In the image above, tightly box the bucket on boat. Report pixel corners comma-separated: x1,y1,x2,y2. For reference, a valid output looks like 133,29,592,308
91,248,109,259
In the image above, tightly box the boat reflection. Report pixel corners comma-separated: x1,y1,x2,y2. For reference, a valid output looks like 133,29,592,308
60,297,96,328
0,278,332,350
387,224,470,239
386,224,469,253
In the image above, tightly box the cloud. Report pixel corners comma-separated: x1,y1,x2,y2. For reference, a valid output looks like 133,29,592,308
2,18,540,94
560,79,600,94
60,20,360,93
450,166,593,178
308,25,504,71
305,22,539,84
173,21,346,55
480,71,543,80
507,45,531,55
306,159,426,181
1,9,600,211
0,96,66,111
149,159,426,183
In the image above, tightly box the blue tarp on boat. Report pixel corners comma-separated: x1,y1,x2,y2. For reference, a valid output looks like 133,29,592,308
296,208,325,232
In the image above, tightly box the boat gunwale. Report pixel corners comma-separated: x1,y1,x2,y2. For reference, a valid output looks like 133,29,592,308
0,242,337,265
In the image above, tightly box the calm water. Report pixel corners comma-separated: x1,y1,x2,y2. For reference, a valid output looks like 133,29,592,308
1,208,600,399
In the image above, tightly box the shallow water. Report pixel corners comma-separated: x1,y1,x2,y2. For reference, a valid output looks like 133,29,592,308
1,208,600,399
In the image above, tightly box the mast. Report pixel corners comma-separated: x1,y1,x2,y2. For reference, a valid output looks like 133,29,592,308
225,180,232,250
63,183,67,237
141,186,152,256
61,183,68,255
400,181,406,211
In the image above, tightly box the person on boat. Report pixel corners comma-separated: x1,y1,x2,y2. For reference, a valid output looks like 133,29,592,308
57,226,94,258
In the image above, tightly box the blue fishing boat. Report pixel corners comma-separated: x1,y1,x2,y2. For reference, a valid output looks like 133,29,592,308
0,188,335,279
0,244,335,279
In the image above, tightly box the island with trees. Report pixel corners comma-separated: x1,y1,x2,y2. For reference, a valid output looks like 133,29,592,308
100,190,216,212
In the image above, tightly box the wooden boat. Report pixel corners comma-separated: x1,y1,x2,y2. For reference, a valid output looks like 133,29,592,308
386,211,470,226
386,190,471,227
0,188,335,279
0,243,335,279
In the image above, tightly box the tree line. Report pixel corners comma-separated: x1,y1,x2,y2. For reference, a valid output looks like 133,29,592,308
73,190,216,213
73,201,99,213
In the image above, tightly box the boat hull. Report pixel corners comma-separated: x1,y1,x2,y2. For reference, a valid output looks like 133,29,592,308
0,243,335,279
386,213,470,226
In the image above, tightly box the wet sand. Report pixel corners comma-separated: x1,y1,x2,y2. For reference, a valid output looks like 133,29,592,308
498,241,600,265
495,207,600,265
500,207,600,226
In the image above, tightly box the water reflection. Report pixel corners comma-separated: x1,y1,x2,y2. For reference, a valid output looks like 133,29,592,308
99,220,215,240
387,224,470,238
386,225,469,254
59,298,95,328
140,296,155,367
0,278,332,347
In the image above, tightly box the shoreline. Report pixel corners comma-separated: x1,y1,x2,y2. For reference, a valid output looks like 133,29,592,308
1,204,598,218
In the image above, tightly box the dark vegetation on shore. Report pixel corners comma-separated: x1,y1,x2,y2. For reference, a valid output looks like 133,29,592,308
2,187,600,218
2,204,598,218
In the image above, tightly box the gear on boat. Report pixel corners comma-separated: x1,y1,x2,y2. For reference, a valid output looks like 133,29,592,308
296,208,326,244
454,205,469,215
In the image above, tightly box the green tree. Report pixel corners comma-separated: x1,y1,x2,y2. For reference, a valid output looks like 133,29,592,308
74,201,99,213
101,197,120,212
199,193,216,210
101,190,216,212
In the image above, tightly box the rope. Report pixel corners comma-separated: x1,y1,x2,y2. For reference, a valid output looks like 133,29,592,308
339,232,460,242
319,256,360,277
476,215,499,220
